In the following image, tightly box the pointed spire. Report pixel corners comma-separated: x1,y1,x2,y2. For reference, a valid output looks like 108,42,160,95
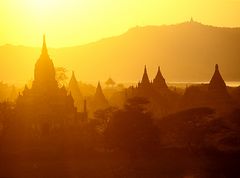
153,66,168,90
41,34,48,56
157,66,162,76
68,70,83,101
141,65,150,85
33,34,57,88
96,81,102,93
94,81,108,105
209,64,227,91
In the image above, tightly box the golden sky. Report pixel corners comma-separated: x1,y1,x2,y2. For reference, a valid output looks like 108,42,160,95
0,0,240,47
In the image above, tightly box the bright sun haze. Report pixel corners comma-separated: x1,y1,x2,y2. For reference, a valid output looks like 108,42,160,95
0,0,240,47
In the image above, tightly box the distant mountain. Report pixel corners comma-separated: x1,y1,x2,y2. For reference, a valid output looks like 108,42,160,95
1,21,240,85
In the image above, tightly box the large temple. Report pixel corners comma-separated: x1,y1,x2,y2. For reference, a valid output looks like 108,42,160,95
16,36,77,133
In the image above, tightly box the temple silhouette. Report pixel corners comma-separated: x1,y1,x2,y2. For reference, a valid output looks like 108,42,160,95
11,35,237,130
208,64,229,98
137,65,171,93
68,71,83,111
16,36,79,133
124,63,236,116
127,65,178,117
182,64,234,113
90,82,109,111
153,66,169,91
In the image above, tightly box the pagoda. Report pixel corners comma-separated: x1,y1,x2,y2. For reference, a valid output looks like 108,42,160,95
68,71,83,111
16,35,77,133
153,66,169,91
91,82,108,111
208,64,229,98
138,65,151,88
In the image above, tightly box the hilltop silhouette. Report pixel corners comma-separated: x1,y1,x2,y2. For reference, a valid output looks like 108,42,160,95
1,21,240,83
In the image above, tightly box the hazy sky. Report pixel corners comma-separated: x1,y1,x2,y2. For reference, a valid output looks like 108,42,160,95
1,0,240,47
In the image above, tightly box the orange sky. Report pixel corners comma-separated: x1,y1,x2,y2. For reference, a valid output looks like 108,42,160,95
1,0,240,47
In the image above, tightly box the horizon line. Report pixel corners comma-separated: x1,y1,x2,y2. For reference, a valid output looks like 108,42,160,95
1,20,240,48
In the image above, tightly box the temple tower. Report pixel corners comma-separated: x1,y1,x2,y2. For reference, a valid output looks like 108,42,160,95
16,35,77,133
153,66,168,90
32,35,58,91
92,82,108,111
139,65,151,88
68,71,83,111
208,64,230,99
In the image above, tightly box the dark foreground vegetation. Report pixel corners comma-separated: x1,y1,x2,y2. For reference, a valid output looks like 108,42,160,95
0,98,240,178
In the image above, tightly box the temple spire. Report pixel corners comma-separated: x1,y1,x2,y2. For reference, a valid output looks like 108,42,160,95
33,34,57,88
95,82,106,101
96,82,103,96
41,34,48,56
209,64,227,91
157,66,162,76
93,81,108,108
68,71,83,110
141,65,150,85
153,66,168,90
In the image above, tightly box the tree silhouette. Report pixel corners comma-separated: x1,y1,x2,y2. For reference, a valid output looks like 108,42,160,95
55,67,68,87
0,102,14,134
94,106,118,133
104,97,159,157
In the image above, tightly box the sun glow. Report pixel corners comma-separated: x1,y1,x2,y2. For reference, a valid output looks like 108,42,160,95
27,0,58,10
1,0,240,47
23,0,66,18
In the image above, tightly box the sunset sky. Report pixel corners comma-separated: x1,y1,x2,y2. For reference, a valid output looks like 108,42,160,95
1,0,240,47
